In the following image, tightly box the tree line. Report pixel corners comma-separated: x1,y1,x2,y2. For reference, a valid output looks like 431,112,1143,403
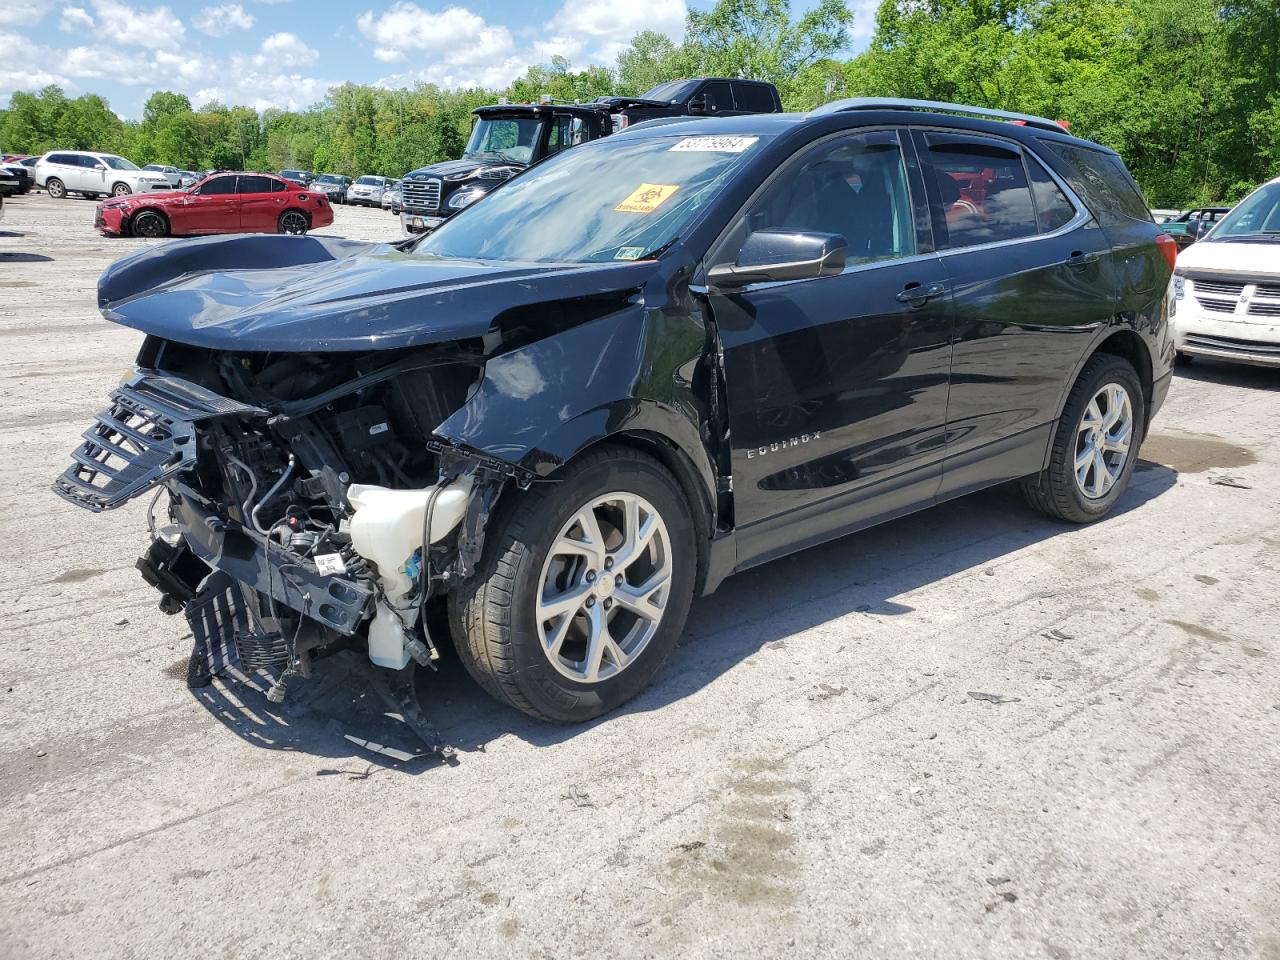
2,0,1278,206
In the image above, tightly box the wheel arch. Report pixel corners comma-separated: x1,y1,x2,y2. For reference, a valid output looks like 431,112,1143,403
280,206,312,226
125,206,170,236
1040,327,1155,472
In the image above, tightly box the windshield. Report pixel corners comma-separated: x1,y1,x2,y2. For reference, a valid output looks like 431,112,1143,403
416,132,767,264
103,156,140,170
1206,185,1277,239
465,117,542,163
355,176,382,185
315,174,341,183
641,80,697,103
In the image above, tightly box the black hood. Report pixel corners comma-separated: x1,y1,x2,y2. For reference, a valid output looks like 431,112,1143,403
96,233,656,352
405,156,525,180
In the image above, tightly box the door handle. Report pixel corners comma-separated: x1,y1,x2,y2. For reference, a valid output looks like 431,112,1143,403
1066,251,1100,269
896,281,947,305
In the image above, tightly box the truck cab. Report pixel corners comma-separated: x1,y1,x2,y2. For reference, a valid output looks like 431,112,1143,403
595,77,783,128
400,102,611,234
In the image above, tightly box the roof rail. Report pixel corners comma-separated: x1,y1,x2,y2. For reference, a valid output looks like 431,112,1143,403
811,98,1069,134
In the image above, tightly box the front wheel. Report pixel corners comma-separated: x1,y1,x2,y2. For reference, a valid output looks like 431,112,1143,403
131,210,168,238
46,178,66,199
278,210,309,235
451,446,698,723
112,182,132,197
1022,353,1145,523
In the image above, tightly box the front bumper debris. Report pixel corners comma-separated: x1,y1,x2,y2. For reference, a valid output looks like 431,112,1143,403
53,370,266,511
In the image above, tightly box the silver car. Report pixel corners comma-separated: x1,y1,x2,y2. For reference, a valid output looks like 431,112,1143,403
348,175,388,207
142,164,184,188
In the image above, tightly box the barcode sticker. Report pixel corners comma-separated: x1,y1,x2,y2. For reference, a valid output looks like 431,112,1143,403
670,136,759,153
315,553,347,575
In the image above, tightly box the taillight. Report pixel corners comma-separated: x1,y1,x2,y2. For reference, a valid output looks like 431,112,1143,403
1155,232,1178,271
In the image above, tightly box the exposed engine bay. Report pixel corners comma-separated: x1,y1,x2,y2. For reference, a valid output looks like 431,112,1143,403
55,334,520,740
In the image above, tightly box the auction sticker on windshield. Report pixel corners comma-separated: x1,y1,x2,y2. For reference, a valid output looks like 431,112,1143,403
615,183,680,214
669,136,759,153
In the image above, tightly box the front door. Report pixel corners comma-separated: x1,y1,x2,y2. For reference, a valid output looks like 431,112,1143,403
702,129,954,568
911,130,1117,497
182,175,240,233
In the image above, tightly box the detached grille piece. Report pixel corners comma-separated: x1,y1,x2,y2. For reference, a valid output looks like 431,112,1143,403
54,388,197,512
54,370,267,512
402,177,442,212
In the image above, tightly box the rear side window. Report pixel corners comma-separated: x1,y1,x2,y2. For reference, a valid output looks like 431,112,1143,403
46,153,73,165
733,83,777,113
924,136,1039,248
271,179,288,193
1038,141,1152,225
237,175,273,193
1026,153,1077,232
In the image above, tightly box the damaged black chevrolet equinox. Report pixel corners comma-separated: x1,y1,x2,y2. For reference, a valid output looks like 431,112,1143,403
56,99,1176,727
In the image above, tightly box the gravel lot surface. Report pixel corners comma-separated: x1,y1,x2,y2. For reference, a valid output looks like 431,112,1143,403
1,192,1278,960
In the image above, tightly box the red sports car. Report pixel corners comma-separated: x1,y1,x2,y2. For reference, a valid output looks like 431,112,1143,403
94,171,333,238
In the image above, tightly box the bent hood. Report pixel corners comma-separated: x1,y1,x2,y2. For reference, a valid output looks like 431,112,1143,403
97,233,657,352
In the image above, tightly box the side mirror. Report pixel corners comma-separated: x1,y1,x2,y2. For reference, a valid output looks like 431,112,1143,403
707,230,847,290
688,94,712,115
93,163,107,171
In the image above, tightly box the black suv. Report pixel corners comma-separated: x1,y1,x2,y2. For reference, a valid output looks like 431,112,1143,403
56,99,1174,737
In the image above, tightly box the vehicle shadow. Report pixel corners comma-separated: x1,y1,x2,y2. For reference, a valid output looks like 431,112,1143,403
193,464,1179,773
1174,359,1279,391
0,252,53,263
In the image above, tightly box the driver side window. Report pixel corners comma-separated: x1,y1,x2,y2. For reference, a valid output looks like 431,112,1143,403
199,176,237,195
735,130,917,268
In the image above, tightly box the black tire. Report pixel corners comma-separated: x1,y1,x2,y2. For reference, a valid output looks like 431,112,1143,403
46,178,66,199
278,210,309,235
1021,353,1146,523
1174,351,1194,366
450,445,698,723
131,210,168,238
111,182,132,197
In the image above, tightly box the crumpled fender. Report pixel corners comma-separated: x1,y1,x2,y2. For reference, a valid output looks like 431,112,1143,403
434,302,716,498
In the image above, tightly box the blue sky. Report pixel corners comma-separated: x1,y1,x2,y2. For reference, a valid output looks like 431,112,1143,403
1,0,877,119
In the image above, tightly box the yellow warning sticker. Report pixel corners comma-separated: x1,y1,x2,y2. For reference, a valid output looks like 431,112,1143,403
614,183,680,214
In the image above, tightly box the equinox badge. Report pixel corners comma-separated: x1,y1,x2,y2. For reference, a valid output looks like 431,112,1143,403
746,432,822,459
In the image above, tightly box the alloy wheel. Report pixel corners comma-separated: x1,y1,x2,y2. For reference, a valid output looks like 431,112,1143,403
279,211,308,235
535,491,673,684
133,212,165,238
113,183,132,197
1074,382,1134,499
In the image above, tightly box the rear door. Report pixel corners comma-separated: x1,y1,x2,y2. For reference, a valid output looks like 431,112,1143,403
235,174,282,231
912,129,1115,497
703,128,954,565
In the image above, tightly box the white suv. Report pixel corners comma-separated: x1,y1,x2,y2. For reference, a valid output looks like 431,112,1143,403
1172,176,1280,368
35,151,171,200
348,175,388,207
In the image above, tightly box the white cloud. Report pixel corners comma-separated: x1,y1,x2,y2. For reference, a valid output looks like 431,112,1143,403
847,0,879,48
194,72,332,112
55,0,186,50
194,2,254,36
0,30,71,96
541,0,685,66
252,31,318,67
0,9,45,25
60,6,96,29
357,3,514,67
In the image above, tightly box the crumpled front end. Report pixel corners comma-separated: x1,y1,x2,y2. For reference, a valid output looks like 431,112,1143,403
54,336,515,710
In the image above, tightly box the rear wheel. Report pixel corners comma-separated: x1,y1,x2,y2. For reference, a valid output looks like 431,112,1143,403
451,446,698,723
46,178,66,199
1022,353,1145,523
111,182,132,197
131,210,168,238
278,210,309,235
